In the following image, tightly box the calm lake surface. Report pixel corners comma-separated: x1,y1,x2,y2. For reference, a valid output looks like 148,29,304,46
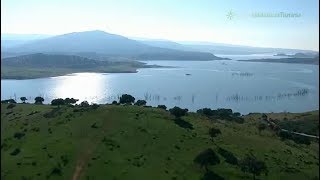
1,56,319,114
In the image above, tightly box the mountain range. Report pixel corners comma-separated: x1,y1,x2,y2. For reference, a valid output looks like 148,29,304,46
2,30,317,60
2,31,225,61
138,39,317,55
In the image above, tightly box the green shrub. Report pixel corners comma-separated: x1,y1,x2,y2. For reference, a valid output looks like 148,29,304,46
197,108,214,116
80,101,89,107
51,98,65,106
197,108,243,123
134,100,147,106
169,106,188,118
233,112,241,117
64,98,78,105
157,105,167,110
119,94,135,104
1,99,16,104
34,97,44,104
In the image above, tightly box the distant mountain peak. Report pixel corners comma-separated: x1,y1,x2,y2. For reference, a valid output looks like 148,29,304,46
4,30,223,60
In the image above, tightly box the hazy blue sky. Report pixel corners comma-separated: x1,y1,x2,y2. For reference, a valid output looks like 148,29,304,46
1,0,319,50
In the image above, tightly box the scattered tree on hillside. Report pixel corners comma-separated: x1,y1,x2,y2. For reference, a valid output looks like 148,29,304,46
169,106,188,119
1,99,16,104
20,97,27,103
51,98,65,107
119,94,135,104
134,100,147,106
239,154,268,180
233,112,241,117
80,101,90,107
64,98,78,105
197,108,214,116
34,97,44,104
196,108,243,123
157,105,167,110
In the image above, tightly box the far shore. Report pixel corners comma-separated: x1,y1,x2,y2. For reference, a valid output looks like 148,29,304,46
1,64,173,80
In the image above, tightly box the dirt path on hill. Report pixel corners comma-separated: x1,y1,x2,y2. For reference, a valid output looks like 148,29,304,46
72,148,93,180
71,110,116,180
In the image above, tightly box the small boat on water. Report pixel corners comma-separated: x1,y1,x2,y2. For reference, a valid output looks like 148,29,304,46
185,73,191,76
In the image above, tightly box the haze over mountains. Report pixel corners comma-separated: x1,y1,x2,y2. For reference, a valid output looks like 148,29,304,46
2,30,317,60
1,34,53,48
138,39,318,55
2,30,224,61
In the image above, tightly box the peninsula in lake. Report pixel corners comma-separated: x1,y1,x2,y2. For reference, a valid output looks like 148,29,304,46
1,53,165,79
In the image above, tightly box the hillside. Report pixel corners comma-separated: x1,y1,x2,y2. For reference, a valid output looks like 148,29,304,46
4,31,224,61
1,103,319,180
1,53,162,79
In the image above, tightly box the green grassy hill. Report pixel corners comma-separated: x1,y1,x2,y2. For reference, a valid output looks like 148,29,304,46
1,104,319,180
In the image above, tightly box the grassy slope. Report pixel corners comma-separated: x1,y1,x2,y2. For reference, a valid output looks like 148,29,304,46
1,104,319,180
245,111,319,136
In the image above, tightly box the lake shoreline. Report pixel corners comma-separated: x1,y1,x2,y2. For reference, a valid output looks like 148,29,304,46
238,57,319,65
1,101,319,116
1,64,172,80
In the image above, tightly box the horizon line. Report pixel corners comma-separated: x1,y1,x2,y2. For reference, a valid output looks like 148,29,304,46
1,30,318,52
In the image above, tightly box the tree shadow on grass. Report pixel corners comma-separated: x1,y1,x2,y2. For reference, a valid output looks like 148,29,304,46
202,170,224,180
174,118,193,130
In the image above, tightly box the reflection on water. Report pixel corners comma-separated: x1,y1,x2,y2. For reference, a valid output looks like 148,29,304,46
1,60,319,114
53,73,107,102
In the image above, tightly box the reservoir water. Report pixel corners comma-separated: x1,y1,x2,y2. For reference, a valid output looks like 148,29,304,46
1,57,318,114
